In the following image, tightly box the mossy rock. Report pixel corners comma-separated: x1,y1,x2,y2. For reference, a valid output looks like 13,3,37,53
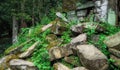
0,54,19,70
4,45,18,55
47,39,62,50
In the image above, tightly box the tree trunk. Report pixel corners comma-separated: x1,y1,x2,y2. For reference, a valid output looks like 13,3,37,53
12,16,18,44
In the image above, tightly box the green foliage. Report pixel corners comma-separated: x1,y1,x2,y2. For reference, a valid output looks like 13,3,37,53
101,23,120,35
85,22,120,70
47,8,57,21
61,31,71,44
31,45,51,70
40,16,51,25
30,29,52,70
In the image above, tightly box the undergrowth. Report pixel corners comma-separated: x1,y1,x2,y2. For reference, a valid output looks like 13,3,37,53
3,12,120,70
85,22,120,70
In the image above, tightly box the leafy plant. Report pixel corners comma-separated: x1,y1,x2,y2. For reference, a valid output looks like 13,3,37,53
61,31,71,44
85,22,120,70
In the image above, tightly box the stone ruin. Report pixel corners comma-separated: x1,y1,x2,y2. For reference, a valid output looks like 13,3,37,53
62,0,120,26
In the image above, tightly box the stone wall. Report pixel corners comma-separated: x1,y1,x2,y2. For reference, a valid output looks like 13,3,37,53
62,0,120,26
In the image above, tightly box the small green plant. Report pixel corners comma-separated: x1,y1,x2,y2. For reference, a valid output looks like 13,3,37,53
30,29,52,70
61,31,71,44
40,16,51,25
85,22,120,70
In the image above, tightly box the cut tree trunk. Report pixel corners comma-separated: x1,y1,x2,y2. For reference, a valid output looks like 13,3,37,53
12,16,18,44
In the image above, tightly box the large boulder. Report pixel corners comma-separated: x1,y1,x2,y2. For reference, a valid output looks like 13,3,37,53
50,19,67,35
73,67,88,70
71,22,105,33
49,44,73,61
104,31,120,48
70,24,84,34
67,11,78,22
70,33,87,45
104,31,120,57
110,55,120,67
0,56,9,70
53,62,70,70
76,45,108,70
18,41,39,58
0,54,18,70
9,59,37,70
109,48,120,58
64,56,81,66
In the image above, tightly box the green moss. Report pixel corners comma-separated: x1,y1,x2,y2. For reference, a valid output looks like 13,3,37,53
4,44,19,55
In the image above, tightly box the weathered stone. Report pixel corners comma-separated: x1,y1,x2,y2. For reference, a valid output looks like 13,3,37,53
109,48,120,58
47,39,63,50
104,31,120,48
110,55,120,67
9,59,37,70
107,9,116,25
90,35,100,42
72,22,105,32
82,22,105,32
49,44,73,61
76,10,87,17
50,19,67,35
53,62,70,70
5,39,33,55
41,23,53,31
6,68,12,70
77,1,95,10
71,25,84,34
108,0,118,25
67,11,78,22
19,41,39,58
0,57,9,70
0,54,18,70
56,12,68,22
76,45,108,70
64,56,81,66
73,67,88,70
46,34,57,42
70,33,87,44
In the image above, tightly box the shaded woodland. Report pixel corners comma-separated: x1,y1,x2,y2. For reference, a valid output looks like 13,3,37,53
0,0,120,70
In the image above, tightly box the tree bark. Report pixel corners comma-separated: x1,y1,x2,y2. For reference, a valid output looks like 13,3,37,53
12,16,18,44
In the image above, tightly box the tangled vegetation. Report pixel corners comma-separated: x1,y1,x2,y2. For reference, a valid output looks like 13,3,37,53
4,14,120,70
